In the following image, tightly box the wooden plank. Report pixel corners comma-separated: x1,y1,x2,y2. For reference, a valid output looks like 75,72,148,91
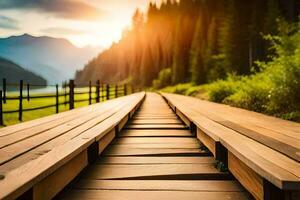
218,120,300,162
0,101,127,166
197,127,216,157
0,92,146,199
109,143,201,149
0,102,115,149
163,93,300,162
33,150,88,200
176,109,191,126
98,129,115,154
81,164,231,180
133,117,179,120
73,180,244,191
125,124,187,129
58,190,250,200
0,95,133,137
103,146,209,156
0,138,92,200
120,129,192,137
0,106,121,173
228,151,263,200
114,137,199,144
97,156,215,165
162,93,300,190
129,119,182,124
221,128,300,190
118,115,129,132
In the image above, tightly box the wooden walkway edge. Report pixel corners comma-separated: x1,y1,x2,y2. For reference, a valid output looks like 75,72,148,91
161,92,300,200
0,92,299,200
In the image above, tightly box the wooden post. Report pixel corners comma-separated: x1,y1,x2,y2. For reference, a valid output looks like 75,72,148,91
64,81,67,105
101,84,104,101
89,81,92,105
56,84,59,113
115,84,118,98
0,90,3,126
69,80,74,110
19,80,23,121
106,84,110,100
27,83,30,101
124,84,127,96
96,80,100,103
2,78,6,104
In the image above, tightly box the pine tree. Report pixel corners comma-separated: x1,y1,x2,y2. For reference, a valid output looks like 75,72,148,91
172,17,186,84
140,45,155,86
189,16,206,84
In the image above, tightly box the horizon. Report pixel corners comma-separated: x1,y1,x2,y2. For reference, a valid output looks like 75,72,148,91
0,0,162,48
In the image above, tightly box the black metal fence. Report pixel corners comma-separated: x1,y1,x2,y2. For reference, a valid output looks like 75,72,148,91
0,78,139,126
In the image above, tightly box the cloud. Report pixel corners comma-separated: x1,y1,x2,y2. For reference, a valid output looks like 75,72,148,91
0,15,19,30
0,0,106,21
41,27,87,35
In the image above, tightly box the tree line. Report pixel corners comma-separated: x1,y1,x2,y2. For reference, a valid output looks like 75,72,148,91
75,0,300,88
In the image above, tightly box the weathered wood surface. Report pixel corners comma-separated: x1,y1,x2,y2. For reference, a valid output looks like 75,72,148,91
162,92,300,199
120,129,192,137
0,92,145,200
59,93,250,200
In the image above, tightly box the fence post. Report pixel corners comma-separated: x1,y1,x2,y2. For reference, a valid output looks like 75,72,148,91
27,83,30,101
115,84,118,98
2,78,6,104
106,84,110,100
64,81,67,105
96,80,100,103
19,80,23,121
69,80,74,110
56,84,59,113
0,90,3,126
124,84,127,96
89,81,92,105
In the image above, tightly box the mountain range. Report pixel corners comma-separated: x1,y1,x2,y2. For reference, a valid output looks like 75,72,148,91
0,56,46,88
0,34,103,84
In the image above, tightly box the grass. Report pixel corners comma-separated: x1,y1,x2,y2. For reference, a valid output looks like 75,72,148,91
1,87,122,127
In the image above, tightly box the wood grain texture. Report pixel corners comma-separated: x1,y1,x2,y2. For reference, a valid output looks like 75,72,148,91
197,127,216,157
73,180,244,191
59,190,250,200
0,92,145,199
120,129,192,137
228,151,263,200
33,150,88,200
98,129,115,154
162,92,300,191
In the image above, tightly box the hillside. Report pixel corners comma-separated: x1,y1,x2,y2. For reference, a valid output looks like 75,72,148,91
0,57,47,87
0,34,102,84
75,0,300,86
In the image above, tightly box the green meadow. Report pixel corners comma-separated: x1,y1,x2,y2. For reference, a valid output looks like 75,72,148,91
1,87,120,126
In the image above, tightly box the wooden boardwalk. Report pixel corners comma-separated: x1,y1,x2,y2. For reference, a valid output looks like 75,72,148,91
0,92,299,200
58,93,250,200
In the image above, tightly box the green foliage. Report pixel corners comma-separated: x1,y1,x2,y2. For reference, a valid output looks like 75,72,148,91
160,19,300,122
161,83,194,95
153,68,172,89
205,20,300,121
160,83,205,98
203,75,241,103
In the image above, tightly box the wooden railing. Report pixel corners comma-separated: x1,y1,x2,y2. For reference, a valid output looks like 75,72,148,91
0,78,140,125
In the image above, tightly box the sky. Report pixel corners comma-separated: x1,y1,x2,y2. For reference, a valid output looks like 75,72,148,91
0,0,162,48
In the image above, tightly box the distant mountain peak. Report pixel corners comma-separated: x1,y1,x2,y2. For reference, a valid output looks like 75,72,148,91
0,33,103,84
